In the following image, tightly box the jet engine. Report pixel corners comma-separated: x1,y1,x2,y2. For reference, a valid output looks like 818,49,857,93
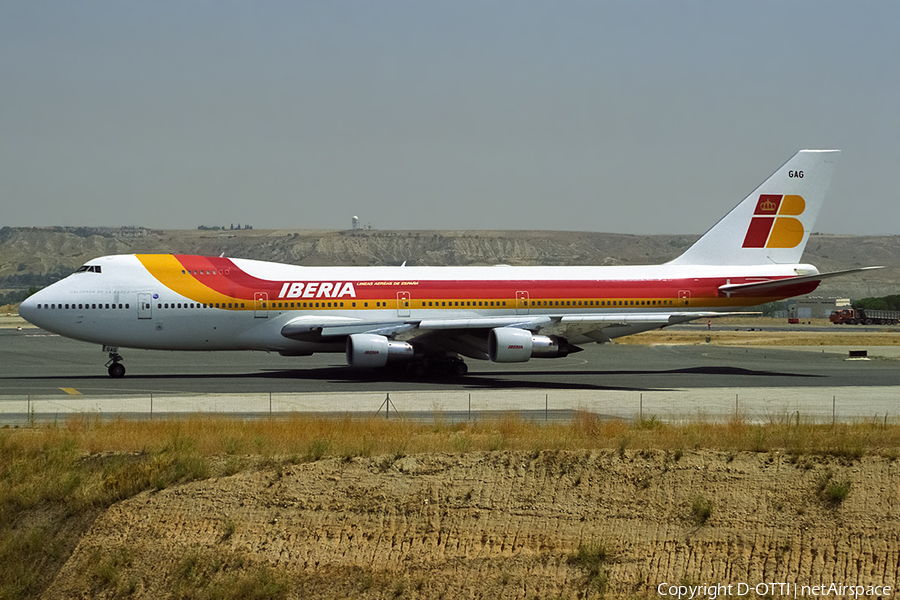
488,328,577,363
346,334,415,368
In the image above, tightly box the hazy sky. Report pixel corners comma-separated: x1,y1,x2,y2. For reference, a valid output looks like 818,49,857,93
2,2,898,235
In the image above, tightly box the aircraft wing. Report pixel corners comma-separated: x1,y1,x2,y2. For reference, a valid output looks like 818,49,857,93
281,310,744,346
281,315,553,341
281,316,418,341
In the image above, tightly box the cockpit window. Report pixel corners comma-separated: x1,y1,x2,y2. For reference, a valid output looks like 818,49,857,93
75,265,101,273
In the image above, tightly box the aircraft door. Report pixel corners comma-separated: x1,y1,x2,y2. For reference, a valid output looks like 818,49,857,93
516,291,530,315
138,293,152,319
254,292,268,318
678,290,691,306
397,292,410,317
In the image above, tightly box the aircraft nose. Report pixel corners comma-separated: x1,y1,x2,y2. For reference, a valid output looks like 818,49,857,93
18,292,40,325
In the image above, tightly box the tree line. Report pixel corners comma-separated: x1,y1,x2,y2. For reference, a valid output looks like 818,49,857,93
853,295,900,311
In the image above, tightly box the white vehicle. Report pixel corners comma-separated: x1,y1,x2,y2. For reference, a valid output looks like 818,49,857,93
19,150,876,378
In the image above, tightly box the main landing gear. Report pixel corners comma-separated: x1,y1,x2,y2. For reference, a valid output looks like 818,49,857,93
106,350,126,378
403,357,468,378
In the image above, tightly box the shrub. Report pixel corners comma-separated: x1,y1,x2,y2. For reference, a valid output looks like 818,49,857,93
690,495,713,525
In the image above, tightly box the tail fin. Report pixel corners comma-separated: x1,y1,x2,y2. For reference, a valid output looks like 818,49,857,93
668,149,840,266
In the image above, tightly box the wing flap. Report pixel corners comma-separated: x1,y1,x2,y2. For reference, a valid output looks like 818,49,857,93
560,312,749,326
416,316,553,331
281,316,414,340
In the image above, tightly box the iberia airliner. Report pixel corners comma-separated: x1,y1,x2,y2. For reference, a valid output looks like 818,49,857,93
19,150,877,378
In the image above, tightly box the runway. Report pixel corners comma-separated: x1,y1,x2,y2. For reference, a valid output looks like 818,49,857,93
2,324,899,425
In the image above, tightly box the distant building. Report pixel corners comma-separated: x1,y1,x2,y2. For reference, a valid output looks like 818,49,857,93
789,297,846,319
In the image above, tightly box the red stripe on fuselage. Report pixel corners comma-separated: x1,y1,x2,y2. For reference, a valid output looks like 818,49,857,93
167,256,809,304
173,255,278,300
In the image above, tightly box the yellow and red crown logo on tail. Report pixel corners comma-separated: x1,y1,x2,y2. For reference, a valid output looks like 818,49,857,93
742,194,806,248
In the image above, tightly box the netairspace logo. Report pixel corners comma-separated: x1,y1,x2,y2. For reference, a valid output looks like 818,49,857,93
657,582,893,599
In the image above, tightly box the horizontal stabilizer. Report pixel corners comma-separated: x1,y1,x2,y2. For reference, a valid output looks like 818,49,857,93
718,267,883,297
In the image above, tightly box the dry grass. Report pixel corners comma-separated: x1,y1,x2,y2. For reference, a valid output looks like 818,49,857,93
8,411,900,462
616,328,900,346
610,317,900,347
2,413,900,599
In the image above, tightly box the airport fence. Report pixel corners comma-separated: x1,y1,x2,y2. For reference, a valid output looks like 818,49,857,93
1,388,899,427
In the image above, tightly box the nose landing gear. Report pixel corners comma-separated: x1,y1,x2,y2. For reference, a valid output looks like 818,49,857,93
105,350,126,378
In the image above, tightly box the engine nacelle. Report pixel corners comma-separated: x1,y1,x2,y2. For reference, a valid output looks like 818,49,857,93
488,328,572,363
346,334,415,368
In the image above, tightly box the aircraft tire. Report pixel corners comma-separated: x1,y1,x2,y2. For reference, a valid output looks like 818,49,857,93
409,363,428,378
452,360,468,376
108,363,126,378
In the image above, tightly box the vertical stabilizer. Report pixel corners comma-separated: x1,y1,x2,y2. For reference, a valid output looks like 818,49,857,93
668,150,840,266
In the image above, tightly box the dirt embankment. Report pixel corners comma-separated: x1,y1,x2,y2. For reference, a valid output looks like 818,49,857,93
45,450,900,599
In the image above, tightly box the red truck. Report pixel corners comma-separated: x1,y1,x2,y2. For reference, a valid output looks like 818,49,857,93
830,308,900,325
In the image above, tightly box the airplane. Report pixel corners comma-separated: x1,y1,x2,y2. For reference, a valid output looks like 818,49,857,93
18,149,879,379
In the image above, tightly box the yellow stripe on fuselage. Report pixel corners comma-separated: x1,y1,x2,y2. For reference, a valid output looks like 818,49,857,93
136,254,245,308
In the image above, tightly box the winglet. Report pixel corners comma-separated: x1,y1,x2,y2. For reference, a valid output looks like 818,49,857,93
669,150,840,266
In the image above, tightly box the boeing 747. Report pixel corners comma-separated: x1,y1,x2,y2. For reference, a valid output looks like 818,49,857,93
19,149,877,378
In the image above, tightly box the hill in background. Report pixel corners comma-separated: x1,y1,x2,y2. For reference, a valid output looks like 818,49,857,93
0,226,896,302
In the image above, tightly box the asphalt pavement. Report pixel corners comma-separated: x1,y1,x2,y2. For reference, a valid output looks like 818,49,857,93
1,325,898,425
